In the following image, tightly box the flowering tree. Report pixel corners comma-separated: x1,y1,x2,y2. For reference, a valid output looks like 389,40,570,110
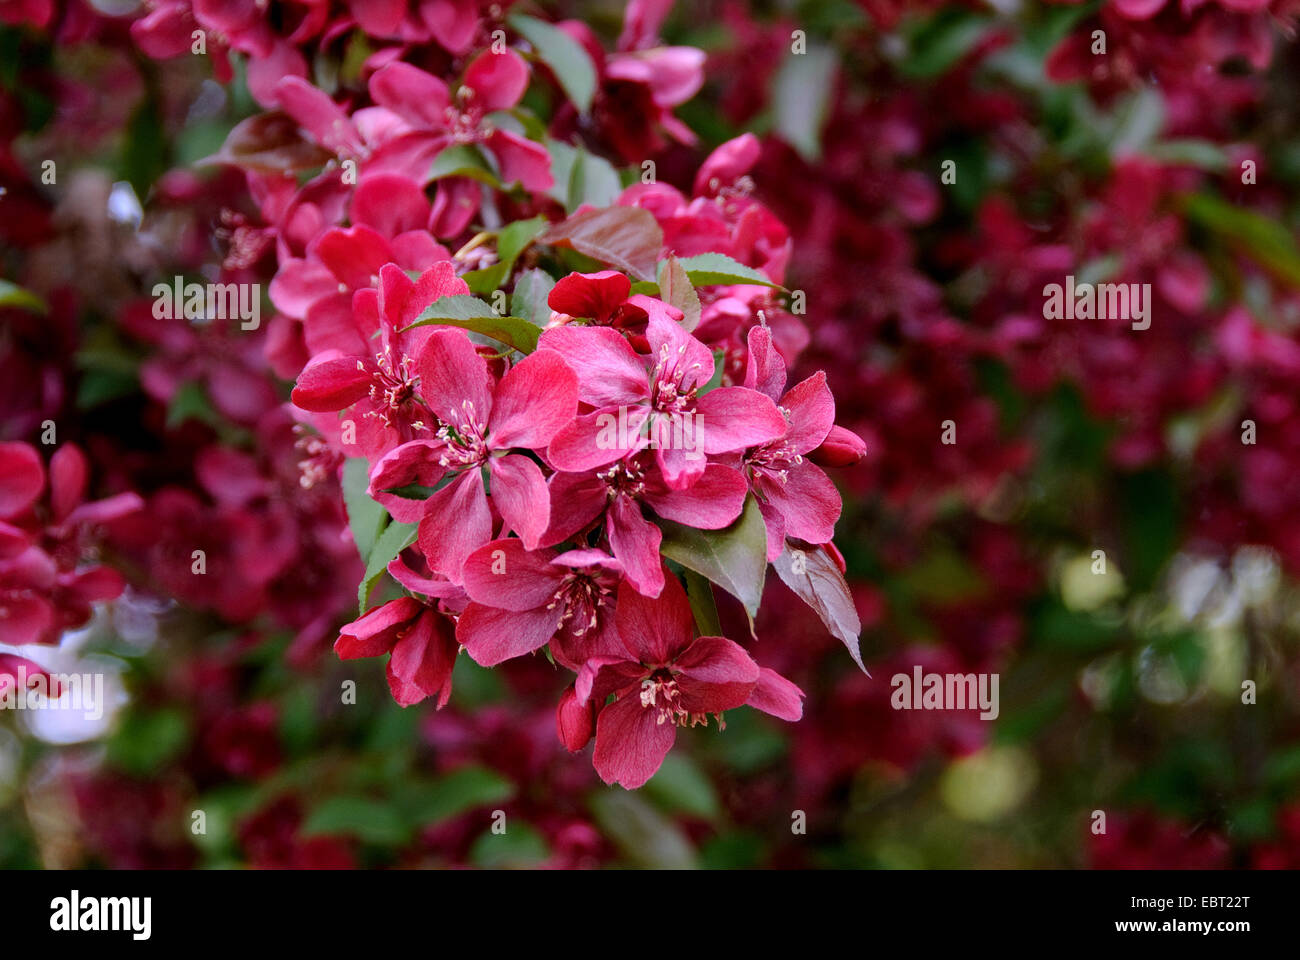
3,0,1300,869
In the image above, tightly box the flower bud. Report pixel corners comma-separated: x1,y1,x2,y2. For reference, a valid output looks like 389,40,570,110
809,424,868,467
556,684,595,752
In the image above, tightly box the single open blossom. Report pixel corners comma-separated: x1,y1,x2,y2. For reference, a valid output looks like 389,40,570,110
572,572,800,788
291,261,464,460
357,50,553,195
336,596,459,708
270,172,449,362
456,539,624,669
739,324,844,559
543,311,788,489
0,443,141,644
543,452,748,597
375,329,579,581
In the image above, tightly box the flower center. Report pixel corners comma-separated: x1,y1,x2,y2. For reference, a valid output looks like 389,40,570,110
436,400,489,468
363,351,428,432
597,460,646,499
649,343,702,416
638,668,711,728
547,570,611,636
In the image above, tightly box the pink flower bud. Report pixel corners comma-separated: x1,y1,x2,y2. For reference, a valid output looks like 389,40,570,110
809,424,868,467
556,685,595,752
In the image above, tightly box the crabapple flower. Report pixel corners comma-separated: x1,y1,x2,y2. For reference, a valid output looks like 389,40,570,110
573,572,797,788
385,329,579,580
543,452,748,597
336,596,460,708
291,261,465,460
456,539,624,669
739,325,843,559
543,312,787,489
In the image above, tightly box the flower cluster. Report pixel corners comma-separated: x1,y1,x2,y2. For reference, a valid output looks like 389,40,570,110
103,0,868,787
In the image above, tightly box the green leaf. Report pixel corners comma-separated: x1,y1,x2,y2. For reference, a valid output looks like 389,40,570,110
659,496,767,617
393,766,514,828
462,263,508,295
589,791,697,869
404,294,540,353
1118,468,1180,592
342,457,387,561
359,520,418,612
567,148,621,211
429,143,502,188
771,44,837,161
644,753,721,821
1181,192,1300,287
773,542,865,673
106,707,190,775
497,215,549,269
165,381,217,429
658,255,701,331
76,370,137,409
511,268,556,327
470,822,550,867
676,252,780,288
1144,140,1228,172
302,796,409,846
0,280,47,313
682,568,722,637
897,9,992,80
541,206,663,282
509,13,597,113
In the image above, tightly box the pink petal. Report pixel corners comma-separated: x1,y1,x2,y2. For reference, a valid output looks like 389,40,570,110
592,693,676,789
607,494,664,598
292,353,373,412
269,256,334,318
315,224,393,289
548,270,632,321
548,407,649,473
613,571,692,665
488,454,550,549
556,684,596,751
540,470,608,546
274,76,362,156
417,470,492,582
780,371,835,454
367,439,448,523
744,323,787,402
414,327,494,427
537,325,648,407
336,596,421,658
352,173,432,238
674,635,760,714
456,601,562,667
461,537,562,611
463,48,529,111
746,666,804,721
693,132,760,197
695,386,788,454
48,444,87,524
386,608,457,708
489,350,579,450
643,463,746,528
486,130,554,193
0,442,44,519
756,460,840,546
